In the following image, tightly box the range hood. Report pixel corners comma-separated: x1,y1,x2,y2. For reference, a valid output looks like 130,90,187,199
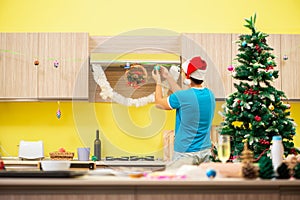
89,53,181,66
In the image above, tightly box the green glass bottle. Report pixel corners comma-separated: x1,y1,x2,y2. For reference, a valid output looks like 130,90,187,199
94,130,101,161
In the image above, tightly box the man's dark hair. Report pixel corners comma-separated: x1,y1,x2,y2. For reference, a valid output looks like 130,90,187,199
190,76,203,85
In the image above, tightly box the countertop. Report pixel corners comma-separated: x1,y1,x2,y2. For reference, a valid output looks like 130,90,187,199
1,173,300,200
1,161,300,200
0,174,300,186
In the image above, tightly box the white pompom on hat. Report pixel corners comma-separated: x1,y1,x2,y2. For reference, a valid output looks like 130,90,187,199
182,56,207,80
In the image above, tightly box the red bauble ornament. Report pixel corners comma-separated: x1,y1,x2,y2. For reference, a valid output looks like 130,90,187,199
290,148,297,155
254,115,261,122
255,44,262,53
227,65,234,72
266,65,274,71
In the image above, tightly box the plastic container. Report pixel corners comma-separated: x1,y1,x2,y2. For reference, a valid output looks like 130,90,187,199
271,135,284,174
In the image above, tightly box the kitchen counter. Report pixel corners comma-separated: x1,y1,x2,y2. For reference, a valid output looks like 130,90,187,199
0,173,300,200
2,159,300,200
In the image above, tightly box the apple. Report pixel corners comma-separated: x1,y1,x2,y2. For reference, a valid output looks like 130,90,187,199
58,147,66,152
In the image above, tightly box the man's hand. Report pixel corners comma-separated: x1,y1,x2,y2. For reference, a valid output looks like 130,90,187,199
160,66,170,79
152,69,162,84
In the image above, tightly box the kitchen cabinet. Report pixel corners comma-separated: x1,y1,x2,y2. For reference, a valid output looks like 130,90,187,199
181,33,233,99
266,34,281,90
0,33,39,98
280,34,300,99
0,32,89,100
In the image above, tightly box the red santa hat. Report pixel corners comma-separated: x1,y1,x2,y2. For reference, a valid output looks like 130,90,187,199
182,56,207,80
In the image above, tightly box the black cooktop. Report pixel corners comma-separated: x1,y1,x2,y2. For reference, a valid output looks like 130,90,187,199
105,156,155,161
0,170,87,178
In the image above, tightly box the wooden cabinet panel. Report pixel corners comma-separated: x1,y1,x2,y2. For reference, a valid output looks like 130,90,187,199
280,34,300,99
0,33,38,98
181,33,233,99
268,34,282,90
38,33,89,99
0,32,88,100
90,35,180,54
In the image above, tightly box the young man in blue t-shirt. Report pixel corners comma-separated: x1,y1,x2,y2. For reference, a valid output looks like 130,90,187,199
152,56,216,166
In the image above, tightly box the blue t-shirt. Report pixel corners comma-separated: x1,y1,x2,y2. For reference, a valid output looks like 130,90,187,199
168,87,215,152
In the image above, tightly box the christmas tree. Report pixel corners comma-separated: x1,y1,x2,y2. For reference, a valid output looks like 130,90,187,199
219,14,298,160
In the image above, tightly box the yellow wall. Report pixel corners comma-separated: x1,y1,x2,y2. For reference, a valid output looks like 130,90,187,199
1,0,300,158
1,0,300,35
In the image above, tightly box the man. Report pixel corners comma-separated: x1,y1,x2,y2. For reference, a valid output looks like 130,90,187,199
152,56,216,166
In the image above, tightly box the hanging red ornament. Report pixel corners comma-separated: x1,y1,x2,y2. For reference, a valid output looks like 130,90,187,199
34,60,39,66
266,65,274,71
255,44,261,53
227,65,234,72
54,60,59,68
254,115,261,122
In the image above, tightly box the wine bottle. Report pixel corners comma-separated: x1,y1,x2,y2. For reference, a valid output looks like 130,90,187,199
94,130,101,161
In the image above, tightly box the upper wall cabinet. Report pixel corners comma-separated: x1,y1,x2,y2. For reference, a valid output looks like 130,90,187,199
0,33,39,98
38,33,89,99
181,33,233,99
280,34,300,100
0,32,89,100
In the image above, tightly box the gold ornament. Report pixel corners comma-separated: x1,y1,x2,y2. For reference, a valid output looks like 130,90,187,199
240,142,254,164
232,121,243,128
268,103,274,111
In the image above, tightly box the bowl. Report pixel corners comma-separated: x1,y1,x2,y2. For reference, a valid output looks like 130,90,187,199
41,160,71,171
